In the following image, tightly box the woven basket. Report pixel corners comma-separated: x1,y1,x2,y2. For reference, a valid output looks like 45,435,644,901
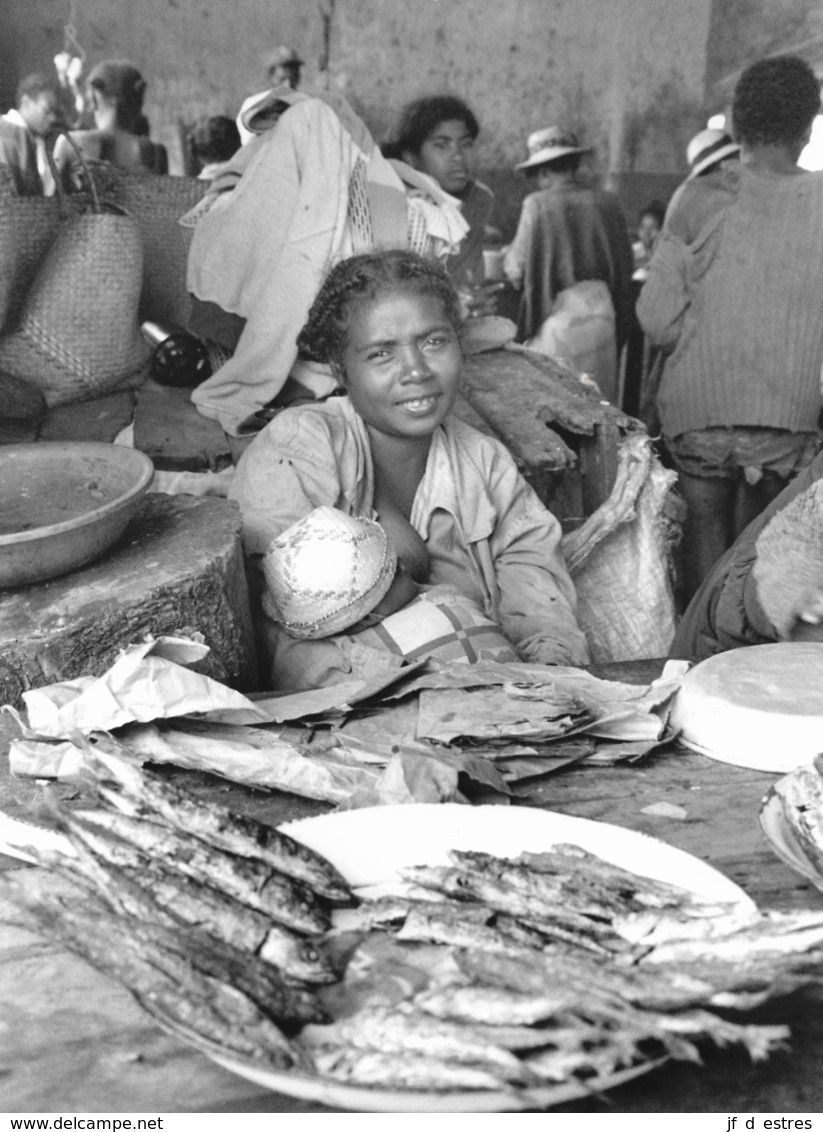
88,163,208,326
0,187,82,334
0,144,149,407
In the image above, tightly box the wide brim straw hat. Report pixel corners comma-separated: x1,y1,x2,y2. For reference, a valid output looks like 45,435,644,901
686,127,740,179
516,125,592,170
261,506,397,640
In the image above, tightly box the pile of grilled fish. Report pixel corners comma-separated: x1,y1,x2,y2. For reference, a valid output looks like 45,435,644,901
6,747,823,1104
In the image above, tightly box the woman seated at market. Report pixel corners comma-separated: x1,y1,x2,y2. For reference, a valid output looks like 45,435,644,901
229,248,590,691
53,59,167,186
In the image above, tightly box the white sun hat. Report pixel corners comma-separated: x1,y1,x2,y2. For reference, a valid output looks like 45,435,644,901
261,506,397,639
686,127,740,179
516,125,592,171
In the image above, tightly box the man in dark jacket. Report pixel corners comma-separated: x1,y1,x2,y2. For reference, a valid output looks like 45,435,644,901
503,125,634,402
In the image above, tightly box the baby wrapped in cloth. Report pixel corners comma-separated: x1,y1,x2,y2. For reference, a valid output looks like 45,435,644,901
262,506,517,689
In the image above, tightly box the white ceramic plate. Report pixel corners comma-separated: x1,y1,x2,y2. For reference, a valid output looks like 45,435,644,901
676,735,792,775
136,805,752,1112
669,644,823,774
0,809,76,864
9,802,753,1111
281,803,756,908
139,998,664,1112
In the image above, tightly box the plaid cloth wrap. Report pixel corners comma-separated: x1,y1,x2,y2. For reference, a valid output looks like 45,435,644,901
353,586,517,665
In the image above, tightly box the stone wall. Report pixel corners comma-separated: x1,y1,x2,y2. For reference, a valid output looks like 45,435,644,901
706,0,823,109
2,0,713,230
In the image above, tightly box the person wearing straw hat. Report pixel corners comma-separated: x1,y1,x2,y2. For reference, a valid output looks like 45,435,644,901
664,126,741,245
503,125,634,402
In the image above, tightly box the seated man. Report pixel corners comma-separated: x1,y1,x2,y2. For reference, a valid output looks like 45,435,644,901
2,73,64,195
389,94,499,311
670,449,823,660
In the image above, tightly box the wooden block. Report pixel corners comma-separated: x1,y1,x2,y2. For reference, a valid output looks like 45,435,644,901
0,493,256,709
459,350,577,472
38,389,137,443
133,378,233,472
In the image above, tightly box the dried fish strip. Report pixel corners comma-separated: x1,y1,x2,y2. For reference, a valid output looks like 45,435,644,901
401,864,622,953
516,845,705,909
414,983,581,1027
525,1041,636,1083
302,1005,527,1079
310,1047,513,1093
73,808,329,935
42,860,324,1026
396,905,545,955
86,746,351,902
1,876,311,1067
63,815,335,984
641,909,823,966
450,948,789,1067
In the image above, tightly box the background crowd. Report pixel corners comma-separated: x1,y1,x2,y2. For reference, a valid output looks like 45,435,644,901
3,43,823,669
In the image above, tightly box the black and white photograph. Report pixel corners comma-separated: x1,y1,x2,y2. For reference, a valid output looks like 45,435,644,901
2,0,823,1119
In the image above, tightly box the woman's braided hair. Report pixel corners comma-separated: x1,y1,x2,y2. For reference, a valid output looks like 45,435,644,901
297,249,463,372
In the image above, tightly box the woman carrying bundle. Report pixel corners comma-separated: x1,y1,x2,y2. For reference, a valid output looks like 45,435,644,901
229,249,589,690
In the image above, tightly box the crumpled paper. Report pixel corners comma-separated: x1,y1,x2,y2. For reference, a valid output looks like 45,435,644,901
413,660,688,746
4,637,689,811
14,636,271,739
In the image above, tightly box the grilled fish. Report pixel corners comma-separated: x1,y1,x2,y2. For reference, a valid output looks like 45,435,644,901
309,1047,511,1093
301,1005,526,1079
86,745,352,902
71,809,329,935
0,875,317,1060
414,982,578,1027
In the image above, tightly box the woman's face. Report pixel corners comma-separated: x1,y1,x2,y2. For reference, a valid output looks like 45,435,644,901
338,289,462,442
408,118,474,196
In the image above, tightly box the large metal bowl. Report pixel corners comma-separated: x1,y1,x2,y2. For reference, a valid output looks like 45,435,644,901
0,442,155,589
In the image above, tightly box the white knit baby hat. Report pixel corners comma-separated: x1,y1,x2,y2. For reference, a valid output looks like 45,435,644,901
261,506,397,639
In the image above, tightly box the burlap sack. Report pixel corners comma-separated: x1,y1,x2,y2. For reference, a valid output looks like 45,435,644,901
0,207,149,406
562,432,679,662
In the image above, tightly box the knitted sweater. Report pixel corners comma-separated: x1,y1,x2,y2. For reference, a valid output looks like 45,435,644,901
638,166,823,438
663,164,739,245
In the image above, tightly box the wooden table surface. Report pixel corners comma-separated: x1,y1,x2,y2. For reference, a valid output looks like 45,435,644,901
2,670,823,1115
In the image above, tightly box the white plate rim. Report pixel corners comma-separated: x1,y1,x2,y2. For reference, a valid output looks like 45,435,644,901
677,735,791,774
142,998,665,1113
281,802,755,910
